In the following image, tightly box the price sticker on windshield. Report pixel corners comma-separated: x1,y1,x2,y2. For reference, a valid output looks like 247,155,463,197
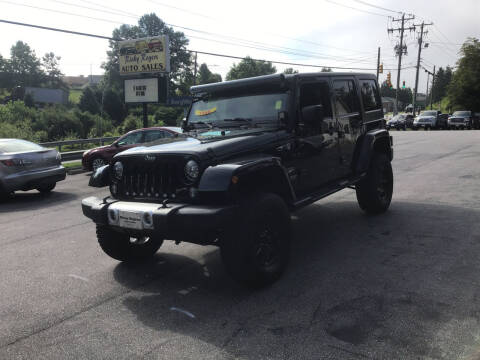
195,107,217,116
275,100,282,110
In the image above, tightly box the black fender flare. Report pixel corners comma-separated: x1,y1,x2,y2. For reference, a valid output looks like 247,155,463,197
198,156,296,204
355,129,393,174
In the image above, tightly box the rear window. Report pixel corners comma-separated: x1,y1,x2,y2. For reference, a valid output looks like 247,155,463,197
359,79,382,111
0,139,44,153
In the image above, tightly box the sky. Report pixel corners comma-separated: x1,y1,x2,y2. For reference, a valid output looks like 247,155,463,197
0,0,478,94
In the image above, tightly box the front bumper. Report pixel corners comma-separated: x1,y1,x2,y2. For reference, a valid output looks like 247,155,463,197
1,165,66,192
81,196,237,245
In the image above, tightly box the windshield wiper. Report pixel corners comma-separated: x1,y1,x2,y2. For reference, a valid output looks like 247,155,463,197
188,121,213,129
223,118,253,125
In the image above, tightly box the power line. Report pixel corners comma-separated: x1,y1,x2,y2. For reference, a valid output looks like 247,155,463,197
2,0,380,64
0,0,382,62
0,19,117,40
350,0,402,14
325,0,390,17
0,18,413,72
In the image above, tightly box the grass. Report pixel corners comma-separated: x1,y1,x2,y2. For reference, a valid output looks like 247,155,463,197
69,89,82,104
62,161,82,169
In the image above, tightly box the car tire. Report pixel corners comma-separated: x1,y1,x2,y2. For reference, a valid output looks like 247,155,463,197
356,152,393,215
96,225,164,262
220,193,291,288
91,157,106,171
37,183,56,193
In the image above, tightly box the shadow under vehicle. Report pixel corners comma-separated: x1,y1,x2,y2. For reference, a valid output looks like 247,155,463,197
82,72,393,288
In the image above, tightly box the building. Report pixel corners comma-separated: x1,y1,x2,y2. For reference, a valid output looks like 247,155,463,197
24,87,69,105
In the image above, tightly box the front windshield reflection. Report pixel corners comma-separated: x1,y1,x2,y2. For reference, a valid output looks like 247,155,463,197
188,93,288,126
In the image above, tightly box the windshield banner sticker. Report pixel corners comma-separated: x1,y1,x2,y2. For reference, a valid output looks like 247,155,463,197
195,107,217,116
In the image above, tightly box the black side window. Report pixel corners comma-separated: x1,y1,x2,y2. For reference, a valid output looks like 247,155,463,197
359,79,381,111
333,80,360,116
299,81,333,118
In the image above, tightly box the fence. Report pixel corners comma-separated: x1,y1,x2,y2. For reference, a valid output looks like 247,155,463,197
40,136,119,161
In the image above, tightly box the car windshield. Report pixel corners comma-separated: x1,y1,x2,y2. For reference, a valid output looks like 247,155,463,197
188,93,288,129
0,139,44,153
420,111,437,116
392,115,405,121
453,111,471,116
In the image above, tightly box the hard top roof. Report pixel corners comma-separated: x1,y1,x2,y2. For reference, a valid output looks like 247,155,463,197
190,72,377,94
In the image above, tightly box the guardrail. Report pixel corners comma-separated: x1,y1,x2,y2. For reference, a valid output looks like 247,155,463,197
40,136,119,162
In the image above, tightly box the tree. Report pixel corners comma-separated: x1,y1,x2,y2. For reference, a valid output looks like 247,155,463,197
226,56,276,80
103,14,193,96
380,80,412,106
79,87,101,115
447,38,480,111
283,68,298,74
197,63,222,84
9,41,44,87
431,66,453,103
42,52,64,88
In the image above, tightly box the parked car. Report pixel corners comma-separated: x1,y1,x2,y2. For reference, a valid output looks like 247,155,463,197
82,72,393,288
413,110,448,130
386,114,414,130
0,139,66,198
82,127,182,171
448,110,473,129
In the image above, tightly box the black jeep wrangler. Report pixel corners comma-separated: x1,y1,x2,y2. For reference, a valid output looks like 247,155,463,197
82,73,393,287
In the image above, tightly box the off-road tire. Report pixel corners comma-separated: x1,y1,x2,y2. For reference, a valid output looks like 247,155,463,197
356,152,393,214
96,225,163,262
37,183,56,193
220,193,291,288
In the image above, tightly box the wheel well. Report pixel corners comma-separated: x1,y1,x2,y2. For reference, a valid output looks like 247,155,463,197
373,136,392,160
236,166,294,205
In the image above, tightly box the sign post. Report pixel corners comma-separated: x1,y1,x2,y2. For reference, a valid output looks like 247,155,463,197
118,35,170,127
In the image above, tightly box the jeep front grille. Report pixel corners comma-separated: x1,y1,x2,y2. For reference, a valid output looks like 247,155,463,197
117,159,186,200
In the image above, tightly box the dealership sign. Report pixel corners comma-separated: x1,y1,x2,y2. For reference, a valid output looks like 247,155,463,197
124,78,159,103
119,36,170,76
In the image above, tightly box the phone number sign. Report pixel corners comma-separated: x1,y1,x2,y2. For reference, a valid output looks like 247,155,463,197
124,78,159,103
118,36,170,76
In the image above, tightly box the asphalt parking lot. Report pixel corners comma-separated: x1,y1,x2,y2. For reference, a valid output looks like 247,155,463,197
1,130,480,360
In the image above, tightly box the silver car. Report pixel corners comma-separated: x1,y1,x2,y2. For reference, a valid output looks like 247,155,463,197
0,139,66,197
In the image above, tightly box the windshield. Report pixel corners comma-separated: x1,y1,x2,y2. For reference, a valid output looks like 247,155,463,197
420,111,437,116
453,111,471,116
392,115,405,121
188,93,288,127
0,139,44,153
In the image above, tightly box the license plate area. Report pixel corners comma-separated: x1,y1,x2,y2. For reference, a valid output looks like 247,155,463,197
118,210,144,230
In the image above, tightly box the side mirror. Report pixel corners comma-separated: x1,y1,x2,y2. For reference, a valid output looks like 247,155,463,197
113,142,119,147
302,104,324,126
88,164,110,187
181,119,188,131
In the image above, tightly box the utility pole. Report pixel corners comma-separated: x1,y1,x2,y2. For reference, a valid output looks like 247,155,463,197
193,51,198,85
425,71,430,101
388,13,415,114
430,65,436,109
412,21,433,116
376,47,380,81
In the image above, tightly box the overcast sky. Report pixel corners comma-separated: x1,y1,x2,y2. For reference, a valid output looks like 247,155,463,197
1,0,478,93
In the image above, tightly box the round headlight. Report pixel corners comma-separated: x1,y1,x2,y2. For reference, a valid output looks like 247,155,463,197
184,160,200,182
114,161,123,179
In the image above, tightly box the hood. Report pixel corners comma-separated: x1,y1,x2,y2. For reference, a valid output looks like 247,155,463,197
85,144,111,154
115,129,282,162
